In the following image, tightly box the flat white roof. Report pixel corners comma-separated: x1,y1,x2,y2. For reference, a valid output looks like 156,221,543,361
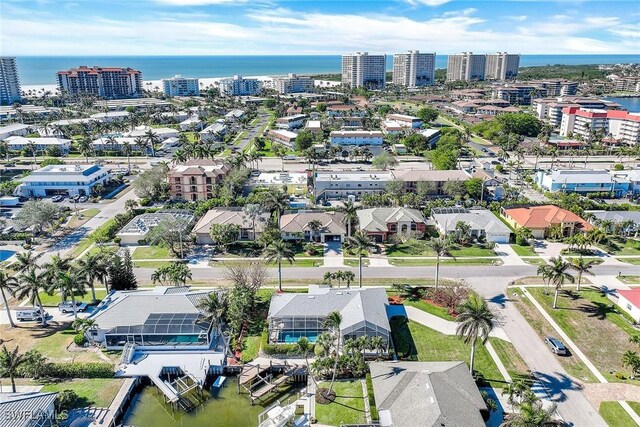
315,171,394,181
269,129,298,139
250,172,307,185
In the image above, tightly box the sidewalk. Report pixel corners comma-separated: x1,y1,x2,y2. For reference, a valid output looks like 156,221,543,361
404,306,510,341
495,243,527,266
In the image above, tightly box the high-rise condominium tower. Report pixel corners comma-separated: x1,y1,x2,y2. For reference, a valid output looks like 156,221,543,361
485,52,520,80
392,51,436,87
0,57,21,105
342,52,386,90
446,52,486,82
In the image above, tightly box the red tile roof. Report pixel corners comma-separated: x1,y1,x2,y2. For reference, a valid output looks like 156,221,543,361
504,205,593,231
618,289,640,309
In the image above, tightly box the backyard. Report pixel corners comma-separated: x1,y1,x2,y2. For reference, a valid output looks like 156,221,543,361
42,378,124,408
314,380,367,426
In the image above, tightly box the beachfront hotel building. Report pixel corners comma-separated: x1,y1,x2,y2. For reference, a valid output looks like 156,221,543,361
560,107,640,145
341,52,386,90
485,52,520,80
272,74,314,94
218,75,261,96
392,51,436,87
447,52,486,82
56,66,143,99
0,57,21,105
161,75,200,97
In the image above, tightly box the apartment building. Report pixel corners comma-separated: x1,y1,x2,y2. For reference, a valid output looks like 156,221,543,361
314,171,394,200
218,75,261,96
385,113,423,128
342,52,386,90
446,52,486,82
56,66,143,99
5,136,71,155
535,169,630,198
276,114,307,130
485,52,520,80
161,75,200,96
534,96,622,127
560,107,640,144
272,74,314,94
168,160,231,201
0,57,21,105
538,80,579,96
614,77,640,93
392,51,435,87
329,130,384,146
492,85,544,105
268,129,298,147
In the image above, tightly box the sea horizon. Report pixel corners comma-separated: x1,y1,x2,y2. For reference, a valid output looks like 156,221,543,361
15,54,640,85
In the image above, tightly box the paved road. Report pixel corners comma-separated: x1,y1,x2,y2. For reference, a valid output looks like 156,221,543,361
236,112,271,152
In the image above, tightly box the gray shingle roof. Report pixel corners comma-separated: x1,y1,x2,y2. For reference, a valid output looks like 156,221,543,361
280,211,346,235
193,208,270,234
369,361,486,427
357,207,426,233
0,392,57,427
268,287,390,334
432,208,511,234
585,210,640,223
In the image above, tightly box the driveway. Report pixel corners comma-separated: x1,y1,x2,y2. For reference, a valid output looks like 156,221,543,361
323,241,344,268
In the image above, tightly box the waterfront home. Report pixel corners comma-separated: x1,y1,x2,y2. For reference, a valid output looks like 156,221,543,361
5,135,71,155
369,361,487,427
280,210,346,243
357,207,427,242
267,285,390,348
116,210,194,245
535,169,630,198
501,205,593,239
87,286,217,350
193,207,270,244
431,207,511,243
16,164,110,197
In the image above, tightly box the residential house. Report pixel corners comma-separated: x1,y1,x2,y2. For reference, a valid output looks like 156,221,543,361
0,392,58,427
192,207,270,244
615,289,640,323
116,210,194,245
168,160,231,201
501,205,593,239
369,361,487,427
431,207,511,243
357,207,427,242
267,286,391,347
535,169,630,198
280,211,346,243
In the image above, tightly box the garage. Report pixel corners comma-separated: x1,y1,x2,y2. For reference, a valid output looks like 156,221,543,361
323,234,342,243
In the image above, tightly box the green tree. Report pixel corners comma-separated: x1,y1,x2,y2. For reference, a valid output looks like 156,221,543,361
540,256,575,309
151,262,192,287
455,294,495,374
622,350,640,379
0,345,27,392
15,200,63,236
428,237,455,289
345,230,376,288
196,291,228,333
108,249,137,291
146,217,192,258
75,252,110,302
209,223,241,252
14,268,48,326
415,106,439,124
339,200,359,237
264,240,295,292
56,270,88,319
371,151,398,170
323,310,343,398
295,130,314,152
132,164,169,200
570,256,596,292
402,133,429,153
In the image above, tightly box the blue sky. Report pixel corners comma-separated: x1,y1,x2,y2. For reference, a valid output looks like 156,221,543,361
2,0,639,55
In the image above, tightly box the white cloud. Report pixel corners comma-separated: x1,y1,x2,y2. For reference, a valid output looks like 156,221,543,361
507,15,527,22
153,0,245,5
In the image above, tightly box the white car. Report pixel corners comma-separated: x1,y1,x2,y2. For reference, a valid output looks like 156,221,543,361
58,301,89,313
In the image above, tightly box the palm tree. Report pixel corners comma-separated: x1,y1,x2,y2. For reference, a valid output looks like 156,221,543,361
570,256,596,292
456,294,495,374
428,237,455,289
15,268,48,326
342,270,355,288
57,271,87,319
124,199,138,212
264,240,295,292
307,219,323,243
339,200,358,237
75,253,110,303
0,271,17,327
263,191,289,224
345,230,376,288
243,204,264,241
323,310,343,397
77,136,94,164
296,337,318,387
43,254,71,299
72,318,97,344
121,140,132,172
144,129,160,157
545,256,575,309
0,345,26,392
502,400,562,426
196,291,228,334
134,136,149,156
12,251,41,273
622,350,640,379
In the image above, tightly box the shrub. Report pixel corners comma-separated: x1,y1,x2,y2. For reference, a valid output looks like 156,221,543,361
73,333,86,346
46,362,113,378
614,163,624,171
139,197,152,206
55,390,78,412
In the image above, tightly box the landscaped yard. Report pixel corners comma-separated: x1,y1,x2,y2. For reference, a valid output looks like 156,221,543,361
42,378,124,408
599,401,637,427
510,244,538,257
526,287,638,383
388,258,500,266
489,338,530,380
343,258,370,268
602,238,640,256
314,380,366,426
618,275,640,285
38,289,108,306
385,241,435,257
390,316,506,388
616,258,640,265
241,335,261,363
450,246,496,257
66,208,100,228
510,288,598,382
401,298,456,321
132,245,175,260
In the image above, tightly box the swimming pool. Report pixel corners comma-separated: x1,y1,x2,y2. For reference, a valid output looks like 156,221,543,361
0,250,16,262
282,332,318,344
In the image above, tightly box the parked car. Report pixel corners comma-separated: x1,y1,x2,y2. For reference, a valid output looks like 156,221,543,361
16,307,47,322
544,336,568,355
51,195,63,202
72,194,80,201
58,301,89,313
78,196,88,203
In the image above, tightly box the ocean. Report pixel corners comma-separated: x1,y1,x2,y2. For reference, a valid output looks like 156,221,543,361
605,97,640,113
15,54,640,85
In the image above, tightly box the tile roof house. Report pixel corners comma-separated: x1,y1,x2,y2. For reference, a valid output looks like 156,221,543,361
267,286,390,348
280,210,346,243
357,207,427,242
431,207,512,243
193,207,270,244
168,159,231,201
501,205,593,239
369,361,487,427
616,289,640,323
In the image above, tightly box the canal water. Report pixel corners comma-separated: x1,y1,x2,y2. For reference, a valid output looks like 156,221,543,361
122,380,297,427
605,96,640,113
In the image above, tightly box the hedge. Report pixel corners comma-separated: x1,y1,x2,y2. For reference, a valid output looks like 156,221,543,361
366,373,379,422
45,362,114,379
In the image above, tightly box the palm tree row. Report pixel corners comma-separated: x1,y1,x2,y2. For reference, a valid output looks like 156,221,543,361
537,255,596,308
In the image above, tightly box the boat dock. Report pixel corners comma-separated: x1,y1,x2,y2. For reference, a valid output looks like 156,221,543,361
238,359,308,404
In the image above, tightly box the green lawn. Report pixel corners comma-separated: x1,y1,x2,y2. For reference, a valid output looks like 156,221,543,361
627,401,640,416
385,241,435,257
392,317,506,388
67,208,100,228
241,335,261,363
618,276,640,285
133,261,175,269
523,258,548,266
343,258,370,268
510,288,598,382
603,238,640,255
42,379,124,408
489,338,531,380
38,289,108,306
526,287,637,383
450,246,496,257
402,298,456,321
616,257,640,265
314,380,366,426
68,239,94,259
388,258,499,266
510,244,538,257
132,246,175,260
599,401,637,427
